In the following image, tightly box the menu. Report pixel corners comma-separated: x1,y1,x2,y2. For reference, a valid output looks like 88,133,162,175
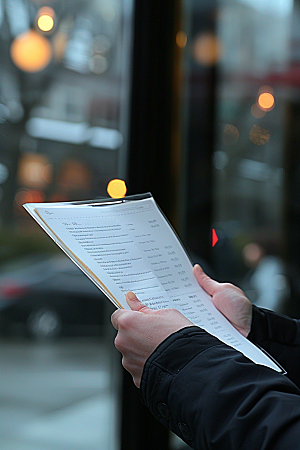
24,193,285,373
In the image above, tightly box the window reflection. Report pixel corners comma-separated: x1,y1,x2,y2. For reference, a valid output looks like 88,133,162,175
0,0,133,448
181,0,300,318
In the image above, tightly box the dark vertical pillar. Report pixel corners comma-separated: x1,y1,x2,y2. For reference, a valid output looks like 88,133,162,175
282,102,300,318
120,369,170,450
127,0,180,219
122,1,181,449
181,2,218,265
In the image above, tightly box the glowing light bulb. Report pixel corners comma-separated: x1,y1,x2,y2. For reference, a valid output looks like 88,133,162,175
258,92,275,111
256,86,275,112
37,7,55,32
37,14,54,32
107,179,127,198
10,30,52,72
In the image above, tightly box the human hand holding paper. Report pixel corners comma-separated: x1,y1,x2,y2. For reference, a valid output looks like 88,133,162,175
111,291,193,388
193,264,253,338
25,195,281,372
112,267,254,388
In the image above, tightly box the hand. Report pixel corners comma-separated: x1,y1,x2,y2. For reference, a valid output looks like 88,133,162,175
193,264,252,337
111,292,194,388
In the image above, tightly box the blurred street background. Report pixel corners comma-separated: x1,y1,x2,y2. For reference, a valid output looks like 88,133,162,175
0,336,119,450
2,0,300,449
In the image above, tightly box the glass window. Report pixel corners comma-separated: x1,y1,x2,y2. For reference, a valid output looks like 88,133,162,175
180,0,299,315
0,1,134,448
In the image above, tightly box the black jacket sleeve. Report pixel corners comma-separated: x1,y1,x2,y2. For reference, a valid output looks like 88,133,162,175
140,326,300,450
248,305,300,387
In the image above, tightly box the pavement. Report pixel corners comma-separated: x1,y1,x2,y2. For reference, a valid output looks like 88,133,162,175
0,335,120,450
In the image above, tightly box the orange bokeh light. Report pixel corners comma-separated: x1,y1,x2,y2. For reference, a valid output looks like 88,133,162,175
193,32,222,66
176,31,187,48
10,29,52,72
17,153,50,188
37,6,55,33
15,189,45,207
37,14,54,32
107,179,127,198
258,92,275,111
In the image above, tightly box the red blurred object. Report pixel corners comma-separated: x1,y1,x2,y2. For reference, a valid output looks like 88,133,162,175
0,281,28,298
212,229,218,247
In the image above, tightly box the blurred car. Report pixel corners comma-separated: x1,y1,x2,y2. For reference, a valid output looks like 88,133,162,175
0,255,111,339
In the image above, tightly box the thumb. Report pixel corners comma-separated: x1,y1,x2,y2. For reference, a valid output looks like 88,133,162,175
126,291,153,313
193,264,220,296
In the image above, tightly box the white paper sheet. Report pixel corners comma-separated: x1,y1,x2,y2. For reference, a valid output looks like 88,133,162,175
24,196,284,373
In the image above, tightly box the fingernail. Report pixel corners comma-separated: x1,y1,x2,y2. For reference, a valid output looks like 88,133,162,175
126,291,138,301
194,264,203,273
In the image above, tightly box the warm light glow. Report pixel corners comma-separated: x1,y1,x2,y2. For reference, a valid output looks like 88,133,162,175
37,14,54,32
193,32,222,66
17,153,50,187
251,103,266,119
10,29,52,72
37,6,55,32
15,189,45,207
258,92,275,111
176,31,187,48
243,243,264,268
223,124,239,145
249,124,270,146
107,179,127,198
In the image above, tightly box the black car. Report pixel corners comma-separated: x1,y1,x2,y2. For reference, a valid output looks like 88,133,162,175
0,255,112,339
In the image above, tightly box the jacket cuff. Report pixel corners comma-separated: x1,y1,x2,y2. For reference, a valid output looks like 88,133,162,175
140,326,222,440
140,323,300,449
248,304,299,345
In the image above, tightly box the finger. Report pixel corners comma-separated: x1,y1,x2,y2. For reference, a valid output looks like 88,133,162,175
111,309,124,330
193,264,220,296
126,291,153,313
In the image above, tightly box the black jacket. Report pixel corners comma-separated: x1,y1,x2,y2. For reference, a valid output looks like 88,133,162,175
140,305,300,449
